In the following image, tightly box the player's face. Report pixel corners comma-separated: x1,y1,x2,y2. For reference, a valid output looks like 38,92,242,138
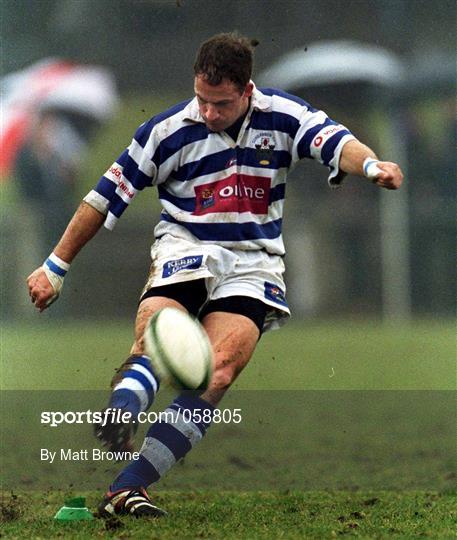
194,75,253,132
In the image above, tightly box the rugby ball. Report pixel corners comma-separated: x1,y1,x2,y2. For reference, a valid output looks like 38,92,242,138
144,307,213,390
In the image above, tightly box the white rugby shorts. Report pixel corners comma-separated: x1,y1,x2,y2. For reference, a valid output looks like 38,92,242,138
141,234,290,332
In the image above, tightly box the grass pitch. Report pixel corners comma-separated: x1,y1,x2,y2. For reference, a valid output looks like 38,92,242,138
1,320,456,538
1,490,456,539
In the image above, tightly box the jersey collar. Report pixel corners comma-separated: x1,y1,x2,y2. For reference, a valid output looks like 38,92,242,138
183,81,271,124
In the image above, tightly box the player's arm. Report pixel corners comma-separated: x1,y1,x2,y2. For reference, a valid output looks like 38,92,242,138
27,201,105,312
339,139,403,190
27,114,159,312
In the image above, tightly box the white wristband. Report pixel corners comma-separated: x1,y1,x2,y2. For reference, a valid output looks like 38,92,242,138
42,253,70,304
363,157,382,179
44,253,70,276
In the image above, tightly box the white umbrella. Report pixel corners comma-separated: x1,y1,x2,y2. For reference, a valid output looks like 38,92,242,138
256,39,404,89
0,58,118,176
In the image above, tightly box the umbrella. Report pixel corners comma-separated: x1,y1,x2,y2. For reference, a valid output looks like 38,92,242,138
0,58,118,177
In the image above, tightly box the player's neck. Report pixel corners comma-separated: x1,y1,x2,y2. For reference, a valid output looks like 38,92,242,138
225,101,250,142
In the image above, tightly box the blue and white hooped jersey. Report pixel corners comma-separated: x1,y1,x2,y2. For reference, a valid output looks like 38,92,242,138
84,84,355,255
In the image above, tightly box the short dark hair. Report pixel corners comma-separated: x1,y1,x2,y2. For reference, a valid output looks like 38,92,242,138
193,32,256,93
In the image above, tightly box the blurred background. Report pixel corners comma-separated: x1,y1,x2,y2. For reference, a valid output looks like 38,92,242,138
1,0,456,323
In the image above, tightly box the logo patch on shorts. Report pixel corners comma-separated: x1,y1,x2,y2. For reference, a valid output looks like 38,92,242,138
264,281,287,307
162,255,203,278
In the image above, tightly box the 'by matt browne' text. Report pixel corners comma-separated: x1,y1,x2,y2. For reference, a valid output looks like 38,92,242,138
40,448,140,463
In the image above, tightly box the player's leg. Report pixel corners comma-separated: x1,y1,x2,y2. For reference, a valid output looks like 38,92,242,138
94,296,180,453
101,303,263,516
109,296,184,411
199,297,265,406
99,310,260,516
95,280,207,452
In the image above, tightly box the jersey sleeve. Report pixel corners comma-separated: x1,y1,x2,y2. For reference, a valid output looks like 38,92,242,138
83,119,159,230
291,106,357,187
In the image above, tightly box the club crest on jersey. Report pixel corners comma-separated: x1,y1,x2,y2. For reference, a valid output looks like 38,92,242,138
264,281,288,307
162,255,203,278
253,132,275,165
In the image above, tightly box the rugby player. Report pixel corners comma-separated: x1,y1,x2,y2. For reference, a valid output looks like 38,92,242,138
27,33,403,517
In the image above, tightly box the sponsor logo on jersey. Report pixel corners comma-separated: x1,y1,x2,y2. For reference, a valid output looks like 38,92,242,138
108,164,135,199
109,165,122,179
313,125,344,147
118,180,134,199
194,174,270,215
162,255,203,278
264,281,288,307
252,132,276,165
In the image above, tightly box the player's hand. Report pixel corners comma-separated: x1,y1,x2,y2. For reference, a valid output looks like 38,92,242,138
26,267,58,312
371,161,404,190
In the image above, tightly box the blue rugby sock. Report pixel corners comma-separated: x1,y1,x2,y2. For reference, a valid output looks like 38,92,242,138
109,355,160,418
110,394,214,491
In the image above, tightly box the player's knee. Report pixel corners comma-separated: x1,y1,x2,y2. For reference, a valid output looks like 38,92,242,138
208,356,237,391
208,369,233,392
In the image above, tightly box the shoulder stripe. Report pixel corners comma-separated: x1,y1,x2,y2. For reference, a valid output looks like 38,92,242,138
127,139,156,178
152,123,209,168
249,110,299,139
133,100,192,147
258,87,315,109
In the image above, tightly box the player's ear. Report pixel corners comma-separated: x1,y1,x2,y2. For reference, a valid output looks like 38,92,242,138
243,82,254,98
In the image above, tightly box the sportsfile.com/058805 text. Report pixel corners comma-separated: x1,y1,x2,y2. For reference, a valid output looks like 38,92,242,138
40,408,242,427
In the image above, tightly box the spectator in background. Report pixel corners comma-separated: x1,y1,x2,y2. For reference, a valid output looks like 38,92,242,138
14,106,100,257
1,58,118,259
